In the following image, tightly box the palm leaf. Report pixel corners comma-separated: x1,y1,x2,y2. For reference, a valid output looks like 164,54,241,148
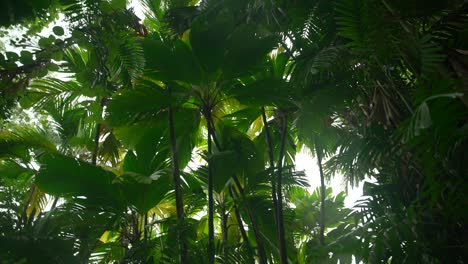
0,126,58,160
109,34,145,85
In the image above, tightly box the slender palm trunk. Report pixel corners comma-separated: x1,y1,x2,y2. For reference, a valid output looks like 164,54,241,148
261,107,278,224
168,102,188,263
231,177,268,264
207,118,267,264
92,123,101,165
229,187,254,263
143,213,148,240
92,97,106,165
221,203,229,263
276,115,288,264
314,140,326,245
207,129,215,264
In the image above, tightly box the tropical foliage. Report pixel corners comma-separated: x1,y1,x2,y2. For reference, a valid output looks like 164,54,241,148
0,0,467,263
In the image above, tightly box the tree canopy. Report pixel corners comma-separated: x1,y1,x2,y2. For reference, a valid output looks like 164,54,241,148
0,0,467,263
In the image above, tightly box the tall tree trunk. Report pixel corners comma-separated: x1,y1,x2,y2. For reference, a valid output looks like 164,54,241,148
221,203,229,264
261,107,278,225
229,187,254,263
168,103,188,263
91,123,101,165
276,114,288,264
314,140,326,245
92,97,106,165
207,129,215,264
208,118,267,264
143,212,148,241
231,177,268,264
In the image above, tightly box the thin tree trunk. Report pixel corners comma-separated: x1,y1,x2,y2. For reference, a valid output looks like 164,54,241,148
207,118,267,264
168,102,188,263
92,97,107,165
315,140,326,245
231,176,268,264
221,203,229,264
92,123,101,165
229,187,254,263
207,129,215,264
261,107,278,225
144,212,148,241
276,115,288,264
149,213,156,238
131,210,140,242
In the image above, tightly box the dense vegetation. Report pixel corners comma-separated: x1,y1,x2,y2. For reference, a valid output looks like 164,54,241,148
0,0,467,263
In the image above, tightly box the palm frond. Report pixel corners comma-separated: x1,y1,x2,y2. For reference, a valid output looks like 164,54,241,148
335,0,372,50
0,125,58,160
27,78,80,110
109,35,145,85
25,186,48,218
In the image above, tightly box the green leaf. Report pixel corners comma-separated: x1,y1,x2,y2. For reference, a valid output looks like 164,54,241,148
232,78,292,107
6,51,19,62
119,171,171,213
209,150,239,192
46,63,59,71
0,126,57,159
19,50,33,64
121,150,172,213
51,51,63,61
36,67,48,78
0,160,33,180
111,0,127,10
143,35,202,83
172,107,200,169
36,153,123,207
208,125,264,192
38,37,51,48
190,12,234,77
106,81,168,126
222,26,276,78
0,237,78,264
52,26,64,36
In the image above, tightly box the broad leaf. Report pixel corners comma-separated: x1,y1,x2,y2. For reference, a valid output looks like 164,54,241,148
36,153,122,207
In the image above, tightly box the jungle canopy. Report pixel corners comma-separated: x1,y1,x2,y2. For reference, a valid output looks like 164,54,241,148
0,0,467,263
